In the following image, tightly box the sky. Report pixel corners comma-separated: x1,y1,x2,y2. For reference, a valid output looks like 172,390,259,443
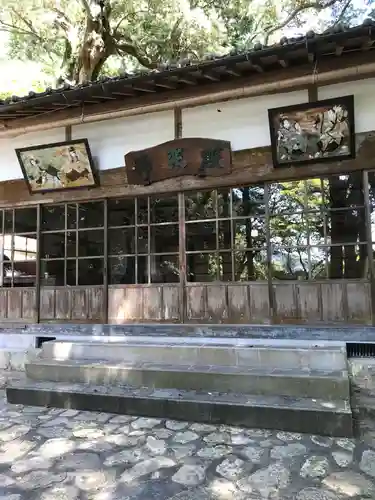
0,0,373,96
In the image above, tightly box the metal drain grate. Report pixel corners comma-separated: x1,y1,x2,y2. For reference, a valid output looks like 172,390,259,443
347,342,375,358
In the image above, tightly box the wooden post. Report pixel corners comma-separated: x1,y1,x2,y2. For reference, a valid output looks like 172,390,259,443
174,108,186,323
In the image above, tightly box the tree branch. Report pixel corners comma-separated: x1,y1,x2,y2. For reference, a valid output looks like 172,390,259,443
78,0,92,17
116,42,158,69
263,0,339,44
331,0,352,26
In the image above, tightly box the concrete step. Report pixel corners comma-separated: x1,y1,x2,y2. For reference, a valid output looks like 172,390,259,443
25,358,349,400
6,380,353,437
39,340,348,372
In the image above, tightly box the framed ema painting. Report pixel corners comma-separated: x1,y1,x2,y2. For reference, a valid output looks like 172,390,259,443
268,95,355,168
16,138,99,194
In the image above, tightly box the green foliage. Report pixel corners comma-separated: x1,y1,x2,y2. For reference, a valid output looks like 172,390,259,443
0,0,368,89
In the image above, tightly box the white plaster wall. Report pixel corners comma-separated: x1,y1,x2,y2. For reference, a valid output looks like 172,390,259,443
73,110,174,171
0,128,64,182
182,90,308,151
318,78,375,134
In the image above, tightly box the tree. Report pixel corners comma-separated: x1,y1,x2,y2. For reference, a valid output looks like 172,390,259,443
0,0,368,87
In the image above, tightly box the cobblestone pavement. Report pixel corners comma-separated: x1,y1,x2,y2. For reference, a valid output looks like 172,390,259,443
0,391,374,499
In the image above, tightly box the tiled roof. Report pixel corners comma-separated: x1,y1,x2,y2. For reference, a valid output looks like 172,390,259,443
0,19,374,121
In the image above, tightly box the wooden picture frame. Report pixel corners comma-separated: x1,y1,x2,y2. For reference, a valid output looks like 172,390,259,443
268,95,356,168
15,138,99,194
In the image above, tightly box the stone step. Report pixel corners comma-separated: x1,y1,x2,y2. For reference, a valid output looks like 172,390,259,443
39,341,348,372
6,380,353,437
25,358,350,400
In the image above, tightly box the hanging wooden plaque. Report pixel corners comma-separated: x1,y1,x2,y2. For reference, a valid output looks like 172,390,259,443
125,137,232,185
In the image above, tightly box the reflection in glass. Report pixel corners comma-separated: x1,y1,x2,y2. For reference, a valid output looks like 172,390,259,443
137,227,148,253
218,220,231,250
67,204,77,229
185,191,216,221
66,231,76,258
234,248,268,281
151,255,179,283
4,210,13,233
14,208,37,233
219,252,233,281
108,198,135,227
233,218,266,249
108,256,135,284
41,233,65,259
327,244,367,279
137,198,148,225
42,205,65,231
186,222,216,251
66,259,76,286
78,202,104,229
270,213,308,247
78,258,104,285
271,246,309,280
108,227,135,255
150,196,178,223
150,225,179,253
231,185,265,217
187,253,218,282
78,230,104,257
217,189,231,218
41,260,64,286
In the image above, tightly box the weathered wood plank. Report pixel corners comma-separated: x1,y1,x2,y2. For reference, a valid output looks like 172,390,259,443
143,287,162,320
321,282,344,322
186,286,206,321
71,289,88,320
206,285,227,322
296,283,321,322
89,287,104,320
0,290,7,319
249,283,269,322
21,289,36,320
55,289,70,320
108,287,143,323
162,286,180,321
346,282,371,324
7,289,22,320
227,285,250,322
274,284,297,322
40,289,55,319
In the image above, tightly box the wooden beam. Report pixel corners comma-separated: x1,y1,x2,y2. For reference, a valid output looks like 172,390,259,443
154,80,177,89
201,71,221,81
177,75,197,85
132,82,157,92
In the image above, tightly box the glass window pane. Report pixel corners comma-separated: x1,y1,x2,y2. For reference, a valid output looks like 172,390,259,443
66,259,76,286
78,258,104,285
187,253,218,282
186,222,216,251
150,255,179,283
219,252,232,281
309,247,328,279
108,227,135,255
0,211,3,233
14,208,37,233
78,230,104,257
217,189,231,218
137,197,148,225
108,256,135,284
271,246,309,280
150,225,179,253
67,204,77,229
185,191,216,221
4,210,13,233
234,248,268,281
232,185,265,217
150,195,178,223
66,231,76,258
12,234,37,261
42,205,65,231
327,244,367,279
326,172,364,210
41,233,65,259
41,260,64,286
270,213,308,247
218,220,231,250
137,256,148,283
326,208,366,245
78,201,104,229
137,227,148,253
269,181,305,215
108,198,135,227
233,218,266,249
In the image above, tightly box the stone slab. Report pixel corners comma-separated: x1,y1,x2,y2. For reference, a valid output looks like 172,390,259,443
40,341,348,371
6,380,353,437
25,359,350,400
